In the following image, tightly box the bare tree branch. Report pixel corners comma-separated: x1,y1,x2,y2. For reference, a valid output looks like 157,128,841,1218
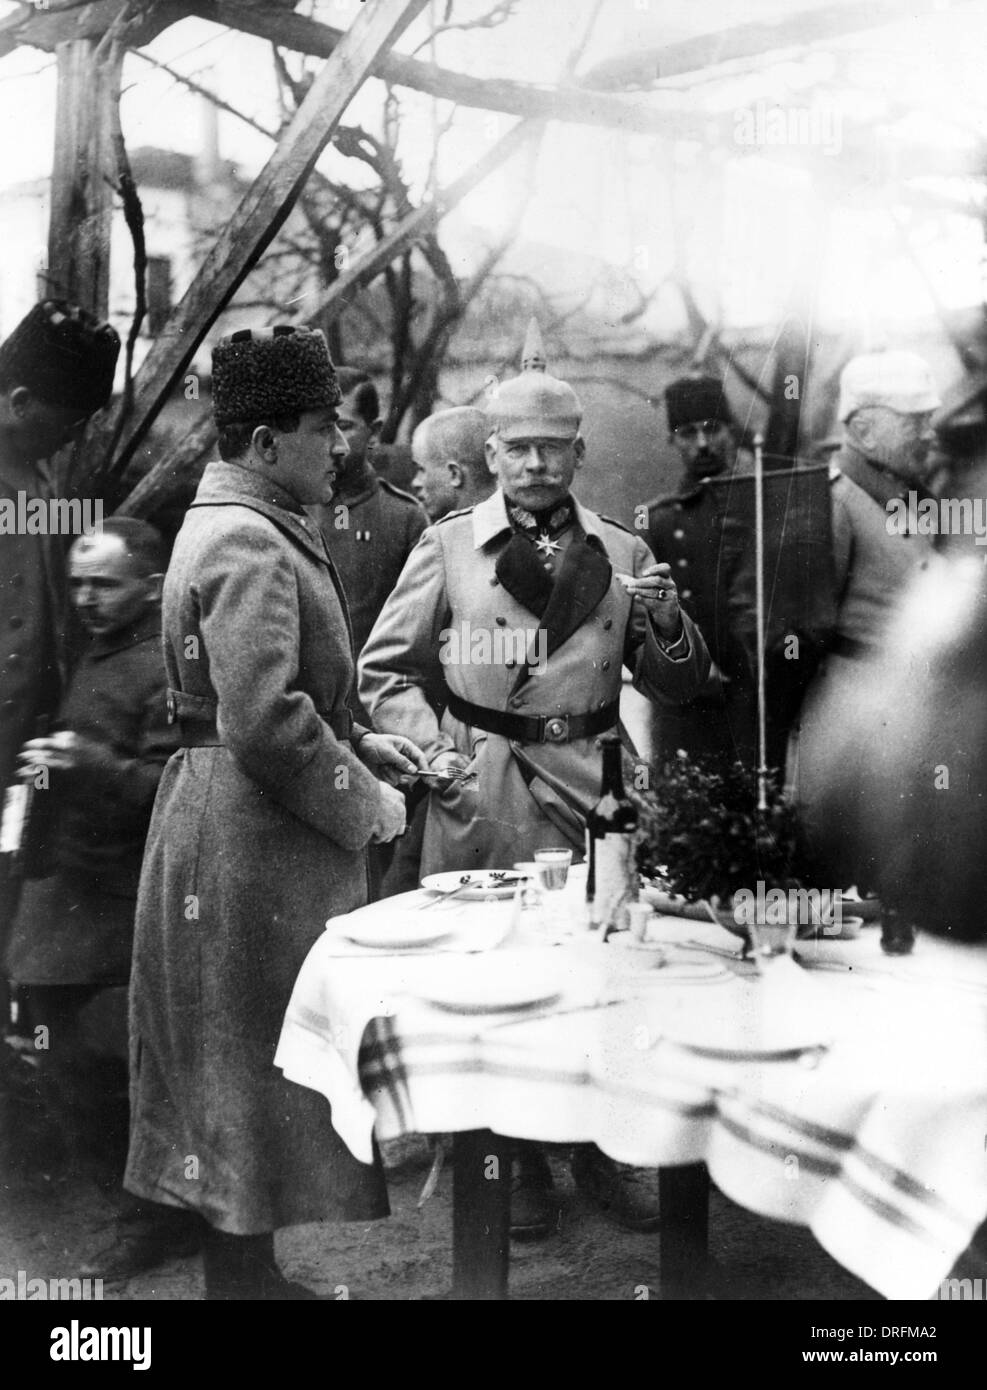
409,0,519,57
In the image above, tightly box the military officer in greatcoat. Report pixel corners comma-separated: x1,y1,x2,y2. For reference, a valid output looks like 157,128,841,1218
642,375,758,773
125,327,427,1300
359,321,711,1240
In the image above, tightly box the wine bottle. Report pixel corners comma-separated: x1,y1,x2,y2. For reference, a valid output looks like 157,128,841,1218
586,732,638,933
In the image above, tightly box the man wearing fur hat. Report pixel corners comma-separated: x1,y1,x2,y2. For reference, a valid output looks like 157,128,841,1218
642,374,758,772
0,299,119,1031
125,325,428,1300
359,322,710,1239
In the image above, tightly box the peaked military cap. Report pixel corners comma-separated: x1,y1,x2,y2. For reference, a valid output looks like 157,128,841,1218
485,318,582,441
211,324,341,426
0,299,120,413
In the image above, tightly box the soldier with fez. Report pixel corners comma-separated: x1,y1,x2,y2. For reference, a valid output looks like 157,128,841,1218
360,321,711,1241
643,374,759,773
124,326,428,1299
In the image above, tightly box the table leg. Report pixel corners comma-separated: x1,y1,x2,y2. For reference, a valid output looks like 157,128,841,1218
452,1129,511,1300
659,1163,711,1298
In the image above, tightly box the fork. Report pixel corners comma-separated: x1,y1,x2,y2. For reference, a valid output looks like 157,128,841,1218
417,874,473,911
416,768,476,783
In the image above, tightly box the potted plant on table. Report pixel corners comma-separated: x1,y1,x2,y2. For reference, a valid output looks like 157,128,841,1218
630,751,816,950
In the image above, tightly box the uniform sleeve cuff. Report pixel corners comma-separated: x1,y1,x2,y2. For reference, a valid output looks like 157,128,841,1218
650,616,690,661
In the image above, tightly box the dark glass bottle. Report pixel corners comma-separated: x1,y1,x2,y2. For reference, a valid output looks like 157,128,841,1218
586,732,638,932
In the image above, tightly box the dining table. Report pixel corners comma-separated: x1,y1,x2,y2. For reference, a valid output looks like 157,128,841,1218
274,865,987,1300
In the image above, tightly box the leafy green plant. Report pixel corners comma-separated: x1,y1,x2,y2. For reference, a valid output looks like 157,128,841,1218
632,751,804,905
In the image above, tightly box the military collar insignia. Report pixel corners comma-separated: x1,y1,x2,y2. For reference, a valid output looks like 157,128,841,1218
507,500,573,538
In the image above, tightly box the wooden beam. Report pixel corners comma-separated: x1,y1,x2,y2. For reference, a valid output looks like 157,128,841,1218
45,38,122,317
579,0,960,89
115,117,542,518
201,1,711,140
0,0,193,63
80,0,430,487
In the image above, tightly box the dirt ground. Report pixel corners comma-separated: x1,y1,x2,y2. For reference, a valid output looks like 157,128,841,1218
0,1048,879,1303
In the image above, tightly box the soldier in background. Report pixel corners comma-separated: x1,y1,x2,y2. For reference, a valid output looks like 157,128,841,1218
308,367,427,721
790,350,942,888
410,406,496,522
0,300,119,1040
384,407,496,897
642,375,758,772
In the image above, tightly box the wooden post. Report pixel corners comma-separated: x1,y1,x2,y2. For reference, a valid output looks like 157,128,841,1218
46,39,122,318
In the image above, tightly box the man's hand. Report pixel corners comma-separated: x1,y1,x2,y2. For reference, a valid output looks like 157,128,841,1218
616,562,683,639
370,781,407,843
428,750,470,793
16,732,106,776
357,732,430,787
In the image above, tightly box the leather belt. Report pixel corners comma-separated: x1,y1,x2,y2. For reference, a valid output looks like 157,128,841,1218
166,689,354,745
446,691,618,745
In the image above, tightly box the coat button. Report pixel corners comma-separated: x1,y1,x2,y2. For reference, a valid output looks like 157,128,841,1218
603,617,613,630
495,616,506,626
489,577,499,586
682,588,692,600
509,695,524,708
10,574,23,589
677,558,688,568
9,616,23,630
6,652,22,666
2,699,15,713
673,528,685,540
602,659,610,671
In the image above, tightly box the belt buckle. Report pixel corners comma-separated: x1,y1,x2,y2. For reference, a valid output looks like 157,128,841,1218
543,715,569,744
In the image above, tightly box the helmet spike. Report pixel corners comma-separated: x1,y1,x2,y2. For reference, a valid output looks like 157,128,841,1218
520,317,547,373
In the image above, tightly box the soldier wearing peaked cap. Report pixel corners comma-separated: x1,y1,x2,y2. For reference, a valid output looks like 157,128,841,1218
125,325,428,1299
790,348,944,891
0,299,120,1033
359,320,711,1240
641,374,760,773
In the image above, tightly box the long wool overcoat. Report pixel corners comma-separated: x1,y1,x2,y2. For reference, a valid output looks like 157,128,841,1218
359,489,711,874
125,462,388,1234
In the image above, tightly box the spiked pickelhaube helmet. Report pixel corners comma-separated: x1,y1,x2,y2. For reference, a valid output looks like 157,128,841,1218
485,319,582,442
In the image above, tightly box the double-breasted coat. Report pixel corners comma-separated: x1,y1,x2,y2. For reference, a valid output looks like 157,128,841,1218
125,461,389,1234
645,482,757,769
359,489,711,874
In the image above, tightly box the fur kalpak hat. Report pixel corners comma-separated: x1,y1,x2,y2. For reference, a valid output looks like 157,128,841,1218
0,299,120,413
211,325,341,426
485,318,582,441
664,375,733,431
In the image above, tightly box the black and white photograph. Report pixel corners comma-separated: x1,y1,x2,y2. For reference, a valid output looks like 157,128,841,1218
0,0,984,1336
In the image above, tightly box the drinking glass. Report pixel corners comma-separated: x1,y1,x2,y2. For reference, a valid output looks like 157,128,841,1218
533,847,573,893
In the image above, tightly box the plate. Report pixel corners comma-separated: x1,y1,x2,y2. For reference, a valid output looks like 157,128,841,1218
659,1014,830,1059
418,958,564,1014
421,870,519,901
342,918,453,951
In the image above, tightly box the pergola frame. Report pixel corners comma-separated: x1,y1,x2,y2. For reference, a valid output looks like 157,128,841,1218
0,0,979,493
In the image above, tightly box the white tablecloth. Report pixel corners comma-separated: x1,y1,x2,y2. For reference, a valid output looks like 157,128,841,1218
275,881,987,1301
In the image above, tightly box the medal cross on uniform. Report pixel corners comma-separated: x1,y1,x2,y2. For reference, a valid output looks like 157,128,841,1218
534,532,561,558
